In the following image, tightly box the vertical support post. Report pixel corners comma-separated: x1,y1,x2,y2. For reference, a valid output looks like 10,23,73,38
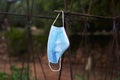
65,14,73,80
26,0,32,80
1,0,12,73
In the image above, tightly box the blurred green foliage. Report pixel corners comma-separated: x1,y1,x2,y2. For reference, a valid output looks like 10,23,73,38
0,72,8,80
33,33,48,55
10,65,29,80
5,27,27,56
0,65,30,80
5,27,47,56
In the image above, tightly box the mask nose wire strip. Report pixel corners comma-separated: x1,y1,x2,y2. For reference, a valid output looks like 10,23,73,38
48,10,65,72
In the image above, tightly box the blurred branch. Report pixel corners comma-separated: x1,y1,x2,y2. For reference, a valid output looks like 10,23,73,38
0,11,120,20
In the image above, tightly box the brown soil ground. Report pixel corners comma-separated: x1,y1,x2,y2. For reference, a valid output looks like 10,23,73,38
0,54,120,80
0,39,119,80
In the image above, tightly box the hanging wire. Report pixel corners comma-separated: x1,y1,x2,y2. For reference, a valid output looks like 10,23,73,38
58,0,65,80
26,0,38,80
70,0,74,11
22,0,47,80
20,55,25,80
110,19,116,80
58,0,74,80
66,16,73,80
37,55,47,80
20,0,35,80
30,0,47,79
0,11,117,20
79,0,94,80
20,0,29,78
64,0,67,10
105,0,119,80
67,0,74,80
28,0,38,80
104,19,118,80
26,0,31,79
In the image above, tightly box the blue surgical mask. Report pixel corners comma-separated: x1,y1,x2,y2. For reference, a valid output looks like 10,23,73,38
47,11,70,71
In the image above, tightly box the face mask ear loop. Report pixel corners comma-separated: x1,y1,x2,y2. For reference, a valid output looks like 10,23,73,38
61,10,64,27
52,13,61,26
48,10,64,72
48,58,62,72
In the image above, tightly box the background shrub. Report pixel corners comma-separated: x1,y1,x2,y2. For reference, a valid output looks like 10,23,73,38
5,27,27,56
